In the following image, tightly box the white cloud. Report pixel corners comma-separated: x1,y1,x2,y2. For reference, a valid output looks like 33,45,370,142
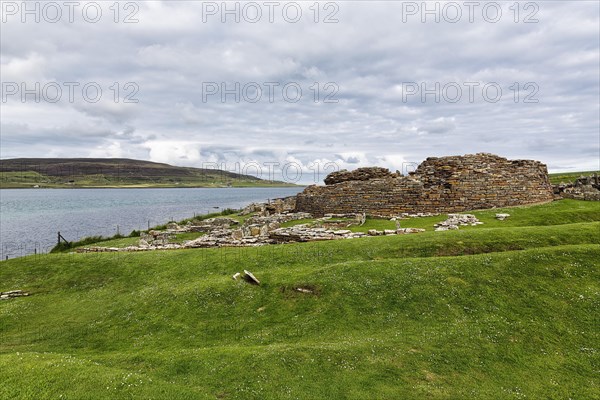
146,140,202,164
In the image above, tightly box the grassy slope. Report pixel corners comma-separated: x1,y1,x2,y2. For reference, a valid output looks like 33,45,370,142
1,200,599,399
280,199,600,233
84,232,206,249
548,170,599,185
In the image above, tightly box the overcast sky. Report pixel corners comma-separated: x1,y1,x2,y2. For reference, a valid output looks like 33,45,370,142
1,1,598,183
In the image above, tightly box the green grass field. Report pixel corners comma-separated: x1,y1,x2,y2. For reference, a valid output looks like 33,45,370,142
1,199,599,399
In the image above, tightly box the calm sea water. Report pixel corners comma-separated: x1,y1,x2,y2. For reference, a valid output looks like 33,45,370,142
0,187,304,259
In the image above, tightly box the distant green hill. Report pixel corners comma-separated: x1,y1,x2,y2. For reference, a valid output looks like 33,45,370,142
0,158,297,188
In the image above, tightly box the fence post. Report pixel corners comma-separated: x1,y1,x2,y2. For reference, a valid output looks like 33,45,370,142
57,232,69,245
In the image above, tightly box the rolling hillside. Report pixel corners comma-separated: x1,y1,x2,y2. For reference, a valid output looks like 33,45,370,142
1,199,599,399
0,158,296,188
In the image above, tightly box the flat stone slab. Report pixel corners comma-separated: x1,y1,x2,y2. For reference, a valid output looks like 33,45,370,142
243,270,260,285
0,290,29,300
333,229,352,235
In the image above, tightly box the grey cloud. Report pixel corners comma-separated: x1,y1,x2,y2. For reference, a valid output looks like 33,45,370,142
1,1,598,175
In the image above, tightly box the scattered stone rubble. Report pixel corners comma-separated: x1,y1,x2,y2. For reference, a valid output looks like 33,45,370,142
139,230,172,247
367,228,425,236
186,217,240,232
553,174,600,201
434,214,483,231
391,212,439,219
495,213,510,220
0,290,29,300
79,244,183,253
77,204,431,253
269,226,367,243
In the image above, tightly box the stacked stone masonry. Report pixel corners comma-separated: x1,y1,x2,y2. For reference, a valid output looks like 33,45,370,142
295,153,554,216
553,174,600,201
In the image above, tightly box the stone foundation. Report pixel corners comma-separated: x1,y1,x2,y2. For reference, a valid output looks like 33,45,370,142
295,153,554,216
553,174,600,201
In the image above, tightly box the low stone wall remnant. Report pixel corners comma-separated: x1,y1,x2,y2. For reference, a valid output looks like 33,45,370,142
553,174,600,201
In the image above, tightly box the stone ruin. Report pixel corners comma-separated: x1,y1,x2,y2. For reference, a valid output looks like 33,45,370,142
434,214,483,231
295,153,555,217
553,174,600,201
324,167,395,185
76,153,568,253
139,230,173,247
239,196,297,216
77,197,433,253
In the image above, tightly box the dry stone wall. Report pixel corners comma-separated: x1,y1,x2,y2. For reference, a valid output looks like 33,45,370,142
295,153,554,216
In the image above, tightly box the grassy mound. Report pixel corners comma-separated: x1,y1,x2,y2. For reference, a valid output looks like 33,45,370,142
1,200,599,399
